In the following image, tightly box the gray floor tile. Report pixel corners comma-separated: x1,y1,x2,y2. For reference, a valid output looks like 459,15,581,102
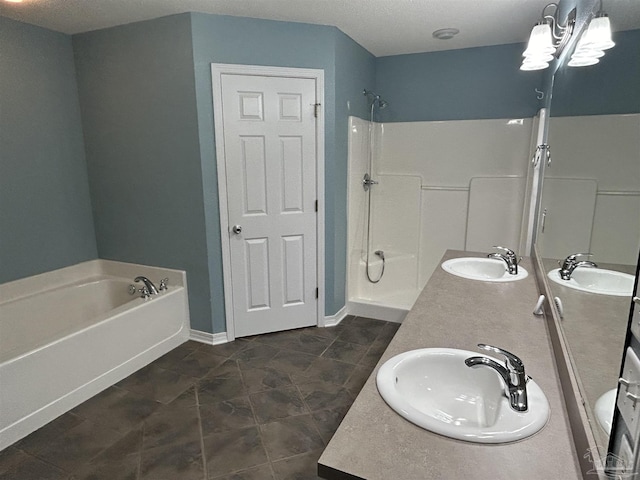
321,340,368,364
267,350,316,375
198,372,247,405
204,426,269,478
343,364,374,396
14,412,84,454
259,415,324,461
241,366,292,393
0,448,29,475
142,403,200,450
0,452,70,480
70,453,139,480
311,406,350,444
200,397,256,436
282,333,333,356
204,338,254,358
152,340,201,369
116,364,195,404
211,463,275,479
296,379,355,412
139,440,204,480
161,347,228,379
34,419,124,472
71,386,160,434
250,329,302,349
291,357,355,386
335,323,384,346
271,449,324,480
231,344,281,369
249,387,308,424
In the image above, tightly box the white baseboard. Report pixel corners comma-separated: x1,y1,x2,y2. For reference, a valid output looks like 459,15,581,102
323,305,348,327
190,329,229,345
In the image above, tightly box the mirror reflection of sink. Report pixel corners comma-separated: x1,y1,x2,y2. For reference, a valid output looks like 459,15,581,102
547,268,634,297
376,348,549,444
441,258,528,282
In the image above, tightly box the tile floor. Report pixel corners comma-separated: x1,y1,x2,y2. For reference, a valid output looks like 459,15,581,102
0,316,399,480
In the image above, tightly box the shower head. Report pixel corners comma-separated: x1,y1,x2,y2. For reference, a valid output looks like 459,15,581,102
363,89,388,110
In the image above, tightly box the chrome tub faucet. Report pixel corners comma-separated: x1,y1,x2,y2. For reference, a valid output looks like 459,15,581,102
465,344,529,412
487,246,520,275
134,276,159,298
558,253,598,280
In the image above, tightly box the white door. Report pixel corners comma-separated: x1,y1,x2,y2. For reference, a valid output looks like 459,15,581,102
216,70,319,337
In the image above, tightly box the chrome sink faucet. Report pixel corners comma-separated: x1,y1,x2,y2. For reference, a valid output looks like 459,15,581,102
558,253,598,280
465,344,529,412
135,276,159,297
487,246,520,275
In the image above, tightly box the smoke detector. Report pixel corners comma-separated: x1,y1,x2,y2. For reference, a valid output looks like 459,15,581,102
432,28,460,40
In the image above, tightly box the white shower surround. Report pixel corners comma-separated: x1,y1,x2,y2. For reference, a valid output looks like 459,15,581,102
347,115,536,321
0,260,190,450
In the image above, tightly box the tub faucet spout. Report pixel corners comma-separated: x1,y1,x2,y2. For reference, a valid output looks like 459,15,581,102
465,344,529,412
135,276,159,295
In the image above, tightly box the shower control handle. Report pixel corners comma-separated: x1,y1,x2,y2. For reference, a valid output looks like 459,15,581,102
232,225,242,234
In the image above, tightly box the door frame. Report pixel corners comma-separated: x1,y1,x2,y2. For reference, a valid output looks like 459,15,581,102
211,63,325,341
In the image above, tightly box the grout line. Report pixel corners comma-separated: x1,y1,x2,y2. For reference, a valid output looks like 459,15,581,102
194,388,208,480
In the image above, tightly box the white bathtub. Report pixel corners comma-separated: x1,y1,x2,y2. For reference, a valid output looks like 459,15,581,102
0,260,190,451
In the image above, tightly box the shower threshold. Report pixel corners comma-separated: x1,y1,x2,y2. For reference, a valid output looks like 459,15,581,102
348,289,419,323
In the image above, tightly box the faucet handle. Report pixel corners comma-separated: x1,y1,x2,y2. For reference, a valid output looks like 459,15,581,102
565,252,593,262
477,344,524,373
491,246,516,258
159,278,169,291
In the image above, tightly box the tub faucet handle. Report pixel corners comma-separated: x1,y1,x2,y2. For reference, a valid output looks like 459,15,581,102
139,286,151,299
159,278,169,291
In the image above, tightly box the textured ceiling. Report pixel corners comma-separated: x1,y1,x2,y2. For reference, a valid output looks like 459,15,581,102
1,0,639,56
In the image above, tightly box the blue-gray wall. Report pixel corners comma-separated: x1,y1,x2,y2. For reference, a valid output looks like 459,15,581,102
375,43,545,122
0,17,97,284
551,29,640,116
190,13,375,331
72,15,214,332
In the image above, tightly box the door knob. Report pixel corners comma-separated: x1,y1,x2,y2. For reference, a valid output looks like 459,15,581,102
232,225,242,234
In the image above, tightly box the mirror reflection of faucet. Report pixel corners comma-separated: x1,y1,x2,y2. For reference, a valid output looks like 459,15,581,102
558,252,598,280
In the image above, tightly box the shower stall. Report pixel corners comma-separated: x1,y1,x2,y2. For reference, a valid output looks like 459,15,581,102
347,91,539,322
347,91,422,322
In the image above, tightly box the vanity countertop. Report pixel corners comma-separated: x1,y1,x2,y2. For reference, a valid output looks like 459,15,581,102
318,250,582,480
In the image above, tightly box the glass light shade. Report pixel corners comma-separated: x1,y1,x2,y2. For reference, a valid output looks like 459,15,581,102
568,56,600,67
524,52,554,62
572,47,605,59
582,16,615,50
520,59,550,71
522,23,556,57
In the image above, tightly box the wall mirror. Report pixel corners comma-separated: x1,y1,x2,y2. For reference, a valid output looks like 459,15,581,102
535,1,640,463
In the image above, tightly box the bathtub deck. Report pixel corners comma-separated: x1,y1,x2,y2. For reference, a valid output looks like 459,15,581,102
0,316,398,480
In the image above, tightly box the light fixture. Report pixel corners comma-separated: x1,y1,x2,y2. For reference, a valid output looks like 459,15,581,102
568,1,615,68
520,4,576,71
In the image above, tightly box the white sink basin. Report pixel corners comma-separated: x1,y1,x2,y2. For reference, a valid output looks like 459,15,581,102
441,258,528,282
376,348,549,443
547,268,634,297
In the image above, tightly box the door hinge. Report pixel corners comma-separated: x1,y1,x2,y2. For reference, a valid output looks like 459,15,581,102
315,200,318,212
315,288,319,299
313,103,321,118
